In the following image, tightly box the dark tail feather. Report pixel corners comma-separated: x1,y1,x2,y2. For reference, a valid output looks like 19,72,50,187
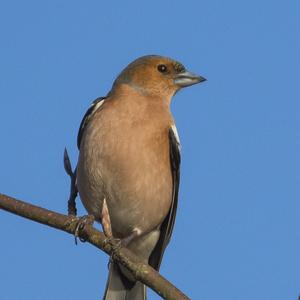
103,262,146,300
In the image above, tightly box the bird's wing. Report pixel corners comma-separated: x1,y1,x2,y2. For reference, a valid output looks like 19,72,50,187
77,97,106,149
149,125,181,270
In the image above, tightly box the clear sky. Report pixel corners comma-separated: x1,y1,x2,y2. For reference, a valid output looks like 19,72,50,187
1,1,299,299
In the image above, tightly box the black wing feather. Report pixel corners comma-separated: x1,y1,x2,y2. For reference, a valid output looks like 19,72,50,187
77,97,106,149
148,127,181,270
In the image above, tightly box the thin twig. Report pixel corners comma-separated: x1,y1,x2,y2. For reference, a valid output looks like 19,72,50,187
63,148,78,216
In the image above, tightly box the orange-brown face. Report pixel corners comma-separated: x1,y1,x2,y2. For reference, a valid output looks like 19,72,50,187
112,55,206,99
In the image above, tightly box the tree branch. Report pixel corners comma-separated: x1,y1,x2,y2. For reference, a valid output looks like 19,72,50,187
0,193,189,300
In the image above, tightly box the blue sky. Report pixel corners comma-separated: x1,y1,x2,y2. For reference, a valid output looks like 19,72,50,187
1,1,299,299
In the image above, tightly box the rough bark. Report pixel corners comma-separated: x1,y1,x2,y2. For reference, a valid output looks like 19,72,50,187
0,192,190,300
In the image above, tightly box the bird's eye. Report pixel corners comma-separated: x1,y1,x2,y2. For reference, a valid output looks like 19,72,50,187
157,64,168,73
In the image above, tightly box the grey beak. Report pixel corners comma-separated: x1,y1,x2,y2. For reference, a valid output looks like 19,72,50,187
174,70,206,88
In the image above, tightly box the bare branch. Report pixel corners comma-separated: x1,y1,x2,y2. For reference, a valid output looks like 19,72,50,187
0,193,190,300
64,148,78,216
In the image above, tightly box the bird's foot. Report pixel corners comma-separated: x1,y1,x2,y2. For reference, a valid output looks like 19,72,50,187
104,231,140,263
74,214,95,245
103,236,121,247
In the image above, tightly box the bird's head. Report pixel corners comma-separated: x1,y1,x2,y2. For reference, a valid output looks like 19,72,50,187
111,55,206,102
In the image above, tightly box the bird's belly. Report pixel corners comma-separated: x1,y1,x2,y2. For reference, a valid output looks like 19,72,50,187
77,123,173,238
107,164,173,238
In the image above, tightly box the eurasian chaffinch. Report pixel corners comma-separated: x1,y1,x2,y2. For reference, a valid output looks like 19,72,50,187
75,55,206,300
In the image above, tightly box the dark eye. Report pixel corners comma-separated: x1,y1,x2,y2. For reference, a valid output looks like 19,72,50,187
157,64,168,73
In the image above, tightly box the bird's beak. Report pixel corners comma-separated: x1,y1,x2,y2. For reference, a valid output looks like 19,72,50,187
174,70,206,88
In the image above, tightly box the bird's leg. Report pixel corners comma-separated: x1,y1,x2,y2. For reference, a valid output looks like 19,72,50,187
101,198,113,238
101,199,139,254
101,198,123,259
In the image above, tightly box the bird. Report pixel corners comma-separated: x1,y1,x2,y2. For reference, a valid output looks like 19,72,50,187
75,55,206,300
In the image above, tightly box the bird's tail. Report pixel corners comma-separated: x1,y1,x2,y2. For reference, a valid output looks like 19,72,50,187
103,262,146,300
